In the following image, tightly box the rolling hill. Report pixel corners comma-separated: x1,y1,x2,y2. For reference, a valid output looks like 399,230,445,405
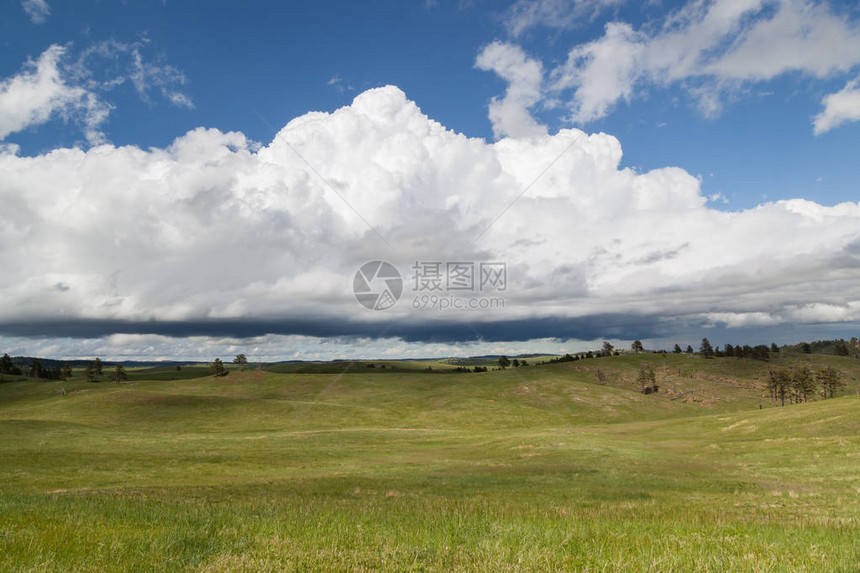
0,353,858,571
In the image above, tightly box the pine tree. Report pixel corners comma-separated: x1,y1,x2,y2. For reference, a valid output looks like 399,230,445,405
636,364,658,394
211,358,227,377
112,364,128,383
817,366,845,399
791,366,816,403
700,338,714,358
767,369,791,406
0,353,13,374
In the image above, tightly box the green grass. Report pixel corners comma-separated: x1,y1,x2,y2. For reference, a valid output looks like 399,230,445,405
1,355,859,571
123,366,214,382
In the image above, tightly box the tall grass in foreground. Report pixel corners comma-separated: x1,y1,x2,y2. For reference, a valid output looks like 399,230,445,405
2,485,858,572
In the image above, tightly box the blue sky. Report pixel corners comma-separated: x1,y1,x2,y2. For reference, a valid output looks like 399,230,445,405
4,0,858,207
1,0,859,360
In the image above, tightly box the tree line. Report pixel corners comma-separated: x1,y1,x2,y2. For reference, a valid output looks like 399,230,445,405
497,356,529,369
539,339,782,363
667,338,777,360
789,338,857,357
0,354,128,383
766,366,846,406
1,353,68,381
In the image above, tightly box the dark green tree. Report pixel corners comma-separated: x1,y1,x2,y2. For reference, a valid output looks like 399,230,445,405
211,358,227,377
700,338,714,358
686,345,694,354
498,356,511,370
631,340,644,354
636,364,658,394
61,363,72,380
93,358,103,378
673,344,682,354
511,358,520,368
767,368,791,406
0,353,13,374
751,345,770,361
791,366,816,403
233,353,248,371
817,366,845,399
601,341,614,357
112,364,128,383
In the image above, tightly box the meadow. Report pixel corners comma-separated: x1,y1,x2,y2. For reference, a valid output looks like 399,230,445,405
1,353,858,571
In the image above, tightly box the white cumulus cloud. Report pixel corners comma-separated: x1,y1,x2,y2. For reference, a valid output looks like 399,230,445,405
1,85,858,347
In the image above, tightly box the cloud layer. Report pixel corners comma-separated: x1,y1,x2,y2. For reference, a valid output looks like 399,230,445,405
1,85,859,348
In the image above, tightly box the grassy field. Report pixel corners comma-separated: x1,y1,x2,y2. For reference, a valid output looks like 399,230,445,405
1,354,859,571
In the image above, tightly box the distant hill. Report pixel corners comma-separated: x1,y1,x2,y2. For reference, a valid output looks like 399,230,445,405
6,356,191,369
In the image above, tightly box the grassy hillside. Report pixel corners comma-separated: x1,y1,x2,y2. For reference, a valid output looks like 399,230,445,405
535,352,860,409
0,354,858,571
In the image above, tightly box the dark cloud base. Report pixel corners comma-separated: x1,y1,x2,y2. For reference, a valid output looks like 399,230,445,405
2,317,856,351
0,314,669,343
